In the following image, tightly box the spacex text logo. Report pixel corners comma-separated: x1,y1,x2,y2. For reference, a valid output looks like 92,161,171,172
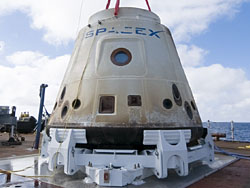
85,27,165,39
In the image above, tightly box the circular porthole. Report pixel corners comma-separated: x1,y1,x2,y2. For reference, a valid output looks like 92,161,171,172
172,84,182,106
72,99,81,109
191,101,196,110
61,105,68,119
184,101,193,120
111,48,132,66
163,99,173,109
60,86,66,100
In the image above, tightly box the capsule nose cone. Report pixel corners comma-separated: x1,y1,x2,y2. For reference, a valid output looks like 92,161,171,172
49,7,203,149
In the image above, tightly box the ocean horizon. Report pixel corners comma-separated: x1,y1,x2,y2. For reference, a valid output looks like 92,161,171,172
203,122,250,142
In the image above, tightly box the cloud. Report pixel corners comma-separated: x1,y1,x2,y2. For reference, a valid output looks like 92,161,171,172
0,51,69,117
177,44,208,67
177,43,250,121
0,41,5,53
0,0,107,45
0,0,248,44
185,64,250,122
151,0,248,42
6,51,45,66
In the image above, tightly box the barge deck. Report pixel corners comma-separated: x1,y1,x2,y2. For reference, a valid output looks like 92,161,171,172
0,133,249,188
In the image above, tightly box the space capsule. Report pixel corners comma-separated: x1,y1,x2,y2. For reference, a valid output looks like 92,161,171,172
48,7,206,150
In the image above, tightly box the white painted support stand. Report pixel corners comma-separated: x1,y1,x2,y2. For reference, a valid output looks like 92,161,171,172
41,128,214,187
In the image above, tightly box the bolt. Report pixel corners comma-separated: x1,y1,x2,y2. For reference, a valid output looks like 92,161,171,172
71,147,75,157
88,161,92,167
137,163,140,168
98,20,102,25
134,164,137,169
87,24,91,28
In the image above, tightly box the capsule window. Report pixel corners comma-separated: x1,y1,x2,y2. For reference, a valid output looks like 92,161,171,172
184,101,193,120
60,86,66,100
61,105,68,119
128,95,142,106
163,99,173,109
172,84,182,106
53,102,58,111
72,99,81,109
99,96,115,114
111,48,132,66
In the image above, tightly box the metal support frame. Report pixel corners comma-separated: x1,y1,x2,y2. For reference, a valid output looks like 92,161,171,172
41,128,214,187
34,84,48,149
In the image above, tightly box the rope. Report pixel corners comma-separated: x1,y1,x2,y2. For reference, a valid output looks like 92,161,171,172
0,0,96,179
0,158,56,179
48,19,101,178
0,169,53,179
47,16,101,177
43,105,50,117
76,0,84,35
214,145,250,160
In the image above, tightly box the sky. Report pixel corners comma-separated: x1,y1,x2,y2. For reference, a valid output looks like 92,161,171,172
0,0,250,122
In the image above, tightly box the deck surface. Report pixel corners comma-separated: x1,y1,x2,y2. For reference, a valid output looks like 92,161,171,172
0,133,39,159
215,140,250,156
0,133,250,187
189,159,250,188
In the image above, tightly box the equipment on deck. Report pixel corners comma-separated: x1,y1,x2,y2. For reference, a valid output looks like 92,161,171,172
0,106,21,145
34,84,48,149
17,113,37,134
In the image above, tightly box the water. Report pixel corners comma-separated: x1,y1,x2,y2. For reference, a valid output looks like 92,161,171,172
203,122,250,142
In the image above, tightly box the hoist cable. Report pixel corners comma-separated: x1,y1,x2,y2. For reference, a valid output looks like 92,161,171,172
145,0,151,11
76,0,84,35
106,0,151,15
106,0,111,9
114,0,120,16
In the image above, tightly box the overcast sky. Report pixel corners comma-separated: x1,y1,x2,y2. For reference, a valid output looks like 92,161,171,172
0,0,250,122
